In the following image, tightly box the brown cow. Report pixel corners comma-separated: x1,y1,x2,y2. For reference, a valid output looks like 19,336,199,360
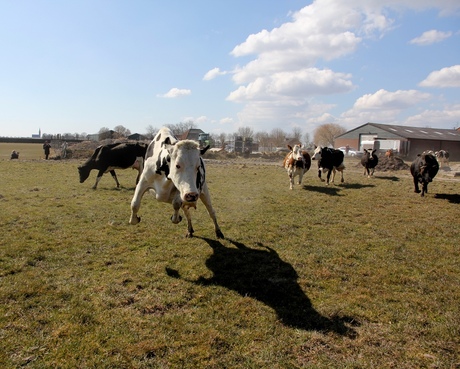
283,144,311,190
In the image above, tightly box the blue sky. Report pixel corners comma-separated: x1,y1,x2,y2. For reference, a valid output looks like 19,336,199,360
0,0,459,138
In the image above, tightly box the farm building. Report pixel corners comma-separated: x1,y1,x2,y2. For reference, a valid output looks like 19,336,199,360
335,122,460,160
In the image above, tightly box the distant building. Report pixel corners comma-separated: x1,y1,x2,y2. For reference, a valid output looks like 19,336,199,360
128,133,148,141
335,122,460,160
31,128,41,138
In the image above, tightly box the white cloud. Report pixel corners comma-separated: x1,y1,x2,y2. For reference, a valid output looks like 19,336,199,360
410,29,453,45
339,89,432,128
157,88,191,98
403,103,460,128
419,65,460,87
203,67,227,81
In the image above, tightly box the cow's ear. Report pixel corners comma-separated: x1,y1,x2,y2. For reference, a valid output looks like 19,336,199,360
200,145,210,156
164,144,175,155
287,145,293,151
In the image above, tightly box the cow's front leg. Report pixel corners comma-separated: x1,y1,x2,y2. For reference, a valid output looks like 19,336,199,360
182,206,194,238
92,169,106,189
318,169,324,182
413,177,421,194
170,198,183,224
200,184,224,239
289,172,294,190
298,171,303,185
109,170,121,188
129,175,152,224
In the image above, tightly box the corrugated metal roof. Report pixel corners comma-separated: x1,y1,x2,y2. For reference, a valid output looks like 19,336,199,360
343,123,460,141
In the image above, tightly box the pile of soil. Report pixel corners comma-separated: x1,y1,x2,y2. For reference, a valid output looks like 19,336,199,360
67,139,145,160
375,156,410,172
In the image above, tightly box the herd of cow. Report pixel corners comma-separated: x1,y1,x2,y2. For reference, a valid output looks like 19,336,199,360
77,127,449,238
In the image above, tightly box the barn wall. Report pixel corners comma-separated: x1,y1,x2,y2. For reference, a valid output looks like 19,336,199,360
334,138,359,149
409,139,460,160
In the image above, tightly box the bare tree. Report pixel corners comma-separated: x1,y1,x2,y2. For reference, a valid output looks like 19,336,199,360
255,131,270,151
291,127,303,143
145,125,158,140
270,128,286,148
114,125,131,138
166,121,197,137
237,126,254,139
313,123,346,147
303,132,314,149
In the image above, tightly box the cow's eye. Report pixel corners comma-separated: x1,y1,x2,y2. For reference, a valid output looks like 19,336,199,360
176,164,181,169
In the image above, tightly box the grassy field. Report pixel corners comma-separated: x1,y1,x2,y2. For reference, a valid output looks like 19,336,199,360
0,144,459,368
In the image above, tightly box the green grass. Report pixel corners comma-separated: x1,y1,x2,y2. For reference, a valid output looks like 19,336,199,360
0,154,459,368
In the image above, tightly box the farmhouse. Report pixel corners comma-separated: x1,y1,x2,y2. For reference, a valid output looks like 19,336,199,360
335,122,460,160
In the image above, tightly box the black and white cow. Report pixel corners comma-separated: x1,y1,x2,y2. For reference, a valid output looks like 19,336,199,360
311,146,345,185
435,150,450,168
78,142,147,189
361,149,378,177
283,144,311,190
410,153,439,197
129,127,224,239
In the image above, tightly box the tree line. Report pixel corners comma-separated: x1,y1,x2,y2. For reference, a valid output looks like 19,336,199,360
44,122,347,149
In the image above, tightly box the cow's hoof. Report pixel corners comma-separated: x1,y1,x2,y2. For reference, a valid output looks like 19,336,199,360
171,215,182,224
186,232,194,238
216,230,224,239
129,216,141,225
414,189,421,193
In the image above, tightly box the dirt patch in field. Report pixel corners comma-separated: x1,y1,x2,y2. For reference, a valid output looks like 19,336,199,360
375,156,410,171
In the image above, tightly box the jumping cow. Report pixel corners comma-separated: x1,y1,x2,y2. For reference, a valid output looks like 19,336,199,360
435,150,450,168
311,146,345,185
129,127,224,239
361,149,378,177
283,144,311,190
410,153,439,197
78,142,147,189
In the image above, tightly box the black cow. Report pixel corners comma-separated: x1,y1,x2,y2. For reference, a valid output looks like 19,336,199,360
311,146,345,185
410,153,439,197
361,149,378,177
78,142,148,189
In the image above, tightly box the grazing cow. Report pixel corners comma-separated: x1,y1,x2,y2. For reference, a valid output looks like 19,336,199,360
311,146,345,185
129,127,224,239
283,144,311,189
78,142,147,189
435,150,450,168
361,149,378,177
410,153,439,197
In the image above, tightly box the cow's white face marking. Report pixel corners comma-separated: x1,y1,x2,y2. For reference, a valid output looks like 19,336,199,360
291,144,303,161
311,146,322,160
167,140,203,204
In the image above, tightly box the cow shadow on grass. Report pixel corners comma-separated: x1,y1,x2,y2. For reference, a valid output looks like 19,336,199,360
434,193,460,204
166,238,358,338
373,175,400,182
303,183,374,194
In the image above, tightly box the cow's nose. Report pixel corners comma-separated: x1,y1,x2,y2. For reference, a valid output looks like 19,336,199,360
184,192,199,202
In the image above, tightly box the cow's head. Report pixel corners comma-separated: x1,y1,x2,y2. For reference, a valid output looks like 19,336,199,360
288,144,304,161
78,165,90,183
165,140,208,204
311,145,322,160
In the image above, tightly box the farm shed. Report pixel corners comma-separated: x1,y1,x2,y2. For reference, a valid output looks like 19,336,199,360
335,122,460,160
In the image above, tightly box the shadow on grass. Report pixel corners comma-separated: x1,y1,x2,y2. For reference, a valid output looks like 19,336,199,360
166,238,358,338
374,175,400,181
302,185,343,196
303,183,374,193
434,193,460,204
